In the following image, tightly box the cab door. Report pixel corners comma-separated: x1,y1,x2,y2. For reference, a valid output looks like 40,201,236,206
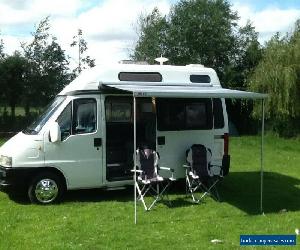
44,95,103,189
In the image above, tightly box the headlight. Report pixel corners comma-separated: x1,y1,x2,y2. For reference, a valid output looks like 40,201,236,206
0,155,12,167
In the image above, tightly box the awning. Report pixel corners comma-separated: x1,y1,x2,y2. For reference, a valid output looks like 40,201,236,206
108,83,268,223
103,84,268,99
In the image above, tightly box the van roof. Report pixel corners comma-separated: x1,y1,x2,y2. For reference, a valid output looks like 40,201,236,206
59,64,221,95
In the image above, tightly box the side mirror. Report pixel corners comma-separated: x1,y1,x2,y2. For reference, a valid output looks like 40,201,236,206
49,122,61,143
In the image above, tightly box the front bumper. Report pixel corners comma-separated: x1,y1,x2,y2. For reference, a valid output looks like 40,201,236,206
0,165,34,191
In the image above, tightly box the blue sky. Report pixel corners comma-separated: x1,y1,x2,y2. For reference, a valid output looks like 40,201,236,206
0,0,299,65
232,0,300,10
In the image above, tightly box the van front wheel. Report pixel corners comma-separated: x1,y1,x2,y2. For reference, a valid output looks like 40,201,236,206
28,172,64,204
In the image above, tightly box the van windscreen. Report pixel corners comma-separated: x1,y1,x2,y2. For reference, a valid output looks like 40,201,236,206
23,96,66,135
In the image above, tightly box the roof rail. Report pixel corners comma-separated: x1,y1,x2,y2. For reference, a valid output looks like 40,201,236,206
118,60,148,65
186,64,205,67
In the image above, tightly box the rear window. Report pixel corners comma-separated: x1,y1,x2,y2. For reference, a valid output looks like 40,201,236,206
157,98,212,131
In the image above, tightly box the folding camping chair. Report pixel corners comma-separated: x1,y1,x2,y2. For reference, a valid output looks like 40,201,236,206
133,146,175,211
183,144,223,203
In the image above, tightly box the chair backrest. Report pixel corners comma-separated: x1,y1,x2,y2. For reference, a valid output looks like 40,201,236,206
137,147,158,179
186,144,212,177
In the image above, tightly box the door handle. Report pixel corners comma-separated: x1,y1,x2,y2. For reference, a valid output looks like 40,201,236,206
94,138,102,147
157,136,165,145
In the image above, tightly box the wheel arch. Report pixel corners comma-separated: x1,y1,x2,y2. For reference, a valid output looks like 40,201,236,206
26,167,67,190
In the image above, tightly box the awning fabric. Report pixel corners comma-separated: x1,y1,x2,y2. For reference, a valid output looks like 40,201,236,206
103,84,267,99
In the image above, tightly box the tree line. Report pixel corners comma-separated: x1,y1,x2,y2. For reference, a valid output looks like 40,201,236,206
1,0,299,137
132,0,300,137
0,17,94,123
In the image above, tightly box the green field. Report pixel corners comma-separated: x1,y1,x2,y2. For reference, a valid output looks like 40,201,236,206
0,135,299,249
0,106,41,117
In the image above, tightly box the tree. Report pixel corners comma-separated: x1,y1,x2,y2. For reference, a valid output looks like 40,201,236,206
133,8,168,64
0,34,5,113
133,0,240,80
70,29,95,77
223,21,263,133
22,16,71,113
0,37,4,60
0,52,29,118
132,0,262,133
249,20,300,136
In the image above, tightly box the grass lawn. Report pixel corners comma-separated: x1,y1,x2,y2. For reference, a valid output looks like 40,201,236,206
0,135,300,249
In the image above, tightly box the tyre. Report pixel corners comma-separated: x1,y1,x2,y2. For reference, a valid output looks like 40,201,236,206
28,172,65,204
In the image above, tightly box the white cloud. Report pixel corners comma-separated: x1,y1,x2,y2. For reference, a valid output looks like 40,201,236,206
0,0,171,65
1,35,27,55
50,0,171,65
0,0,81,26
233,2,300,43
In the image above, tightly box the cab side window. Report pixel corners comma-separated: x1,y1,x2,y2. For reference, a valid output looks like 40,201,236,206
56,98,97,141
73,99,97,134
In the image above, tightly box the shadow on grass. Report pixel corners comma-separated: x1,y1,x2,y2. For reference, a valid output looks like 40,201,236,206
7,172,300,215
64,187,133,203
220,171,300,215
7,187,134,205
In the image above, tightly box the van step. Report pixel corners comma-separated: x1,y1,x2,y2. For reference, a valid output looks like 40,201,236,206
106,186,127,191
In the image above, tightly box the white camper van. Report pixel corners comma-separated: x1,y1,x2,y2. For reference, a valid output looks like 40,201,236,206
0,63,235,204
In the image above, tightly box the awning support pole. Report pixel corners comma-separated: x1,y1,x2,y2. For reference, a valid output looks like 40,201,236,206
134,96,137,224
260,99,265,214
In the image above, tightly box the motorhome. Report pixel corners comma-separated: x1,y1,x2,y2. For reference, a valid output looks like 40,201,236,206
0,62,255,204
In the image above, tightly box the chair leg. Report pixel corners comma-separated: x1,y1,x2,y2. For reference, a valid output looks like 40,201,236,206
200,179,220,201
186,177,200,203
148,181,173,210
136,182,148,211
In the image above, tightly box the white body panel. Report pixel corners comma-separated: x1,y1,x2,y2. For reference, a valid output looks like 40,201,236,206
0,132,44,168
157,130,214,179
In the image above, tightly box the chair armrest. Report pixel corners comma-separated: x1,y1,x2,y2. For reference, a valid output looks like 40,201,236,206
158,166,176,181
158,166,174,172
131,169,143,173
183,164,190,168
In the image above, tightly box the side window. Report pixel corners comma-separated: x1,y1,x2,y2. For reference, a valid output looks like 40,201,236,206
73,99,97,134
186,103,206,128
213,98,225,129
106,103,131,122
57,103,72,141
157,98,212,131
